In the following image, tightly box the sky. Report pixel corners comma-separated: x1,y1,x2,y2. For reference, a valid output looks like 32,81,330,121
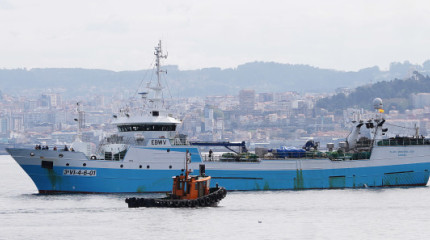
1,0,430,71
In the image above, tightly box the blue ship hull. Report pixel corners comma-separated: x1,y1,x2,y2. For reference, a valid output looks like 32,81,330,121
20,162,430,193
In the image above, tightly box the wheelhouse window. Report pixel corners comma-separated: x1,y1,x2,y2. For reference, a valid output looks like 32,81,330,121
118,124,176,132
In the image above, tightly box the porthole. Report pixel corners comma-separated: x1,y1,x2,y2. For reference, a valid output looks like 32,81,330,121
83,163,86,167
30,152,35,157
139,165,142,169
59,154,64,158
169,165,172,169
147,165,150,169
120,164,123,168
66,163,69,166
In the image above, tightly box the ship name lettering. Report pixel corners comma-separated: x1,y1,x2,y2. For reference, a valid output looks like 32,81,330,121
151,139,167,145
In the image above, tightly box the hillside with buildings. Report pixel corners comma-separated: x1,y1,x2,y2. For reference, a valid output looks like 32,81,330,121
316,71,430,112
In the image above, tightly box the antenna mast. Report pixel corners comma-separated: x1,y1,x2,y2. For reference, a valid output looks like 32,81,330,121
149,40,168,110
75,102,85,141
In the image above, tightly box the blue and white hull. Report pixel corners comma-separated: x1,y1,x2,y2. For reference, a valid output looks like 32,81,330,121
6,145,430,193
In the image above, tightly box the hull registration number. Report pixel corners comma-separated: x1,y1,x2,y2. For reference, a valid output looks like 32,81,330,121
63,169,97,176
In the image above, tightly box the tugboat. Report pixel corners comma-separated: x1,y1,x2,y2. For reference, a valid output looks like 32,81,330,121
125,152,227,208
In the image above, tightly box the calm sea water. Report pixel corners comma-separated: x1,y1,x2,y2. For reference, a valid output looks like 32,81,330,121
1,155,429,240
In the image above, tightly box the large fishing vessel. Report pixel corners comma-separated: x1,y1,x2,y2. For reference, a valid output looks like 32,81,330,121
7,41,430,193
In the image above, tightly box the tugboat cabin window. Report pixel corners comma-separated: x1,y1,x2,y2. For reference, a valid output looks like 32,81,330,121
118,124,176,132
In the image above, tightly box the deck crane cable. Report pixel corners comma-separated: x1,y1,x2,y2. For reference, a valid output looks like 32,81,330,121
384,122,417,130
133,58,156,98
161,72,174,110
384,122,417,136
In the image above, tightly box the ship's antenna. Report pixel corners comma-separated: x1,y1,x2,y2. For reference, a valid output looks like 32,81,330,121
155,40,168,88
74,102,85,142
148,40,168,110
185,149,189,179
415,123,419,138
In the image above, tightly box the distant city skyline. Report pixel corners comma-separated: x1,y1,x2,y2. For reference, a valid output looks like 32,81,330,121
1,0,430,72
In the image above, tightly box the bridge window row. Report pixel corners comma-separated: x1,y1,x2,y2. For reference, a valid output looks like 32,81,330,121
118,124,176,132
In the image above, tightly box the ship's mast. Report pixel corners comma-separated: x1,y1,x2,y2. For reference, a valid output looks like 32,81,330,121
74,102,85,142
149,40,168,110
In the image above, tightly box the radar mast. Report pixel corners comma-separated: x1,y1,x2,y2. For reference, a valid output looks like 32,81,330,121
148,40,168,111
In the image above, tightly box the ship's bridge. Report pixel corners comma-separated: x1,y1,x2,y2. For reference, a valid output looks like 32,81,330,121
111,113,181,140
107,40,183,146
